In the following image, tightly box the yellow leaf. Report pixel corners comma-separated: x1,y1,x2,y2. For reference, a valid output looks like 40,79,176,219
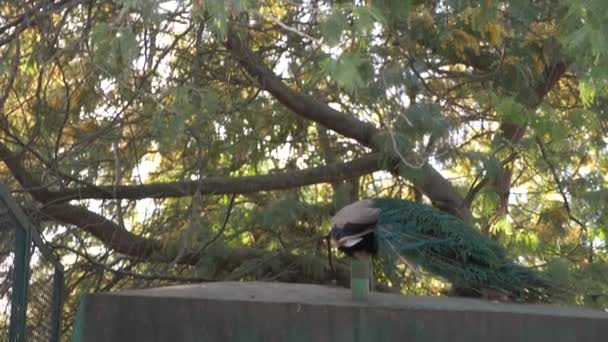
461,7,481,26
408,8,435,31
523,21,558,47
445,29,480,58
486,22,505,47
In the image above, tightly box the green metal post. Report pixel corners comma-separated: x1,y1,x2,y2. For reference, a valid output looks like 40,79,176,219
71,296,88,342
351,254,372,300
50,269,65,342
8,224,30,342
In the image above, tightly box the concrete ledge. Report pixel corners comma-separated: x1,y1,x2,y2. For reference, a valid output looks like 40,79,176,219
73,281,608,342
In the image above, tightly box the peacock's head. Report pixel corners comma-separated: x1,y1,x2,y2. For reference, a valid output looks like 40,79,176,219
329,199,379,256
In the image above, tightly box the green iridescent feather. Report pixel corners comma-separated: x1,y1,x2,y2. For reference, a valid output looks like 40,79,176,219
372,198,550,301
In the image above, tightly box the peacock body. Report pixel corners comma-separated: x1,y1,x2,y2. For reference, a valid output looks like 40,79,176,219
330,198,550,302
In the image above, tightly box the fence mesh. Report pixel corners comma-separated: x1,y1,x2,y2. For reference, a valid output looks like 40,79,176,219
0,184,63,342
25,243,57,342
0,210,15,342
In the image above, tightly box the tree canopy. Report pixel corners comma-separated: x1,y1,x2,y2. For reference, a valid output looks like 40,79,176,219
1,0,608,336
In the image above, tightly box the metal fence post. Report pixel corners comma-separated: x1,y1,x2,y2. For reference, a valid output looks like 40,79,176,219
8,223,30,342
1,183,65,342
50,269,64,342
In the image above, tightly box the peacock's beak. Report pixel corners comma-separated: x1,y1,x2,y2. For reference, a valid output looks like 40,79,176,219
337,236,364,247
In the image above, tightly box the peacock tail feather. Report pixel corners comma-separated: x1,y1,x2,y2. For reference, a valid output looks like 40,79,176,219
372,198,551,301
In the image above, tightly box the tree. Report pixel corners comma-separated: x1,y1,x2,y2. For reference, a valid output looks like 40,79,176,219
1,0,607,336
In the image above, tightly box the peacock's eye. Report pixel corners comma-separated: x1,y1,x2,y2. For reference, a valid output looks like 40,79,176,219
329,225,341,240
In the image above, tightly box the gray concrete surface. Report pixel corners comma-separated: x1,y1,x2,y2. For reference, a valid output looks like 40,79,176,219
73,281,608,342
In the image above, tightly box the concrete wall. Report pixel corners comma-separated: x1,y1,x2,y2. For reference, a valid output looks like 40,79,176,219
73,282,608,342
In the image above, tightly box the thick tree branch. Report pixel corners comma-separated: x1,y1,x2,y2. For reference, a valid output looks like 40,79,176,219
225,30,473,223
42,153,382,202
43,201,365,290
0,142,379,262
226,32,377,148
491,62,568,217
0,0,84,48
0,141,387,290
0,142,162,258
40,203,159,258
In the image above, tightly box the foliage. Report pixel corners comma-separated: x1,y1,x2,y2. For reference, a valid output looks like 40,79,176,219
0,0,608,338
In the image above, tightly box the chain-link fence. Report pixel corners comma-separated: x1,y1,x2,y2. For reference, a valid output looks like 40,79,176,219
1,208,15,342
0,184,63,342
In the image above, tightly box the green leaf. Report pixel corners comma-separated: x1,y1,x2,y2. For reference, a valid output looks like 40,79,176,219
204,0,229,38
404,102,449,137
545,258,574,287
91,23,113,66
0,58,7,76
568,109,588,129
380,63,405,87
564,26,589,52
259,194,301,229
204,88,220,114
496,96,528,125
172,84,195,117
491,217,513,236
116,28,139,65
374,0,413,26
321,53,367,91
91,25,139,76
231,0,255,13
333,183,355,209
579,81,596,107
482,155,501,179
353,6,386,34
321,10,348,46
301,255,326,281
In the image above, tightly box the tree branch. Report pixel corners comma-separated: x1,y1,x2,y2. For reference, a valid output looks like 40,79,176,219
39,203,159,258
0,140,386,291
490,62,568,217
226,31,378,148
0,0,84,48
535,137,586,230
42,153,382,202
225,29,473,223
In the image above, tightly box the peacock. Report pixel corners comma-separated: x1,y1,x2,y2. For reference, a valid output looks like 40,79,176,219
329,198,552,302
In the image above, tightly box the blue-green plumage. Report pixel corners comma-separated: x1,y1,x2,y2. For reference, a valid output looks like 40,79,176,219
330,198,550,301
